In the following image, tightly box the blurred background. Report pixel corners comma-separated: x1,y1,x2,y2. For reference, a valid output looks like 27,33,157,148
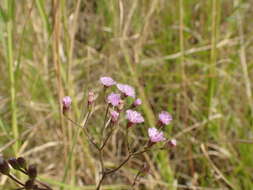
0,0,253,189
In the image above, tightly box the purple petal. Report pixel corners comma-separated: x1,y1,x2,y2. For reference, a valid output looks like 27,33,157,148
100,76,116,87
107,93,121,106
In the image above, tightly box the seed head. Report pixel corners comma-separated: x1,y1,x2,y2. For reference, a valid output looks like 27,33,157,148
17,157,26,169
27,164,37,179
0,156,10,175
8,158,20,170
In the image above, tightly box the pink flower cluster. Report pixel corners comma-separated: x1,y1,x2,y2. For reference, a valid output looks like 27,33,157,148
99,77,174,146
147,111,174,145
62,76,176,150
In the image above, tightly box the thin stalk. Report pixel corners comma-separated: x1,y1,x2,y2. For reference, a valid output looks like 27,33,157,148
64,0,81,186
6,0,18,156
96,154,132,190
65,114,99,149
131,170,142,188
207,0,218,116
8,174,24,187
35,0,51,33
99,123,114,150
179,0,187,122
179,0,194,178
179,0,185,80
101,104,110,137
60,126,80,190
126,126,130,152
234,0,253,117
61,110,97,190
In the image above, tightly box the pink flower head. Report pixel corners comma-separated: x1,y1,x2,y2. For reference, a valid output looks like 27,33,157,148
126,109,144,125
133,98,142,107
117,83,135,98
158,111,172,125
100,76,116,87
62,96,72,111
148,127,166,143
107,93,121,106
110,110,119,123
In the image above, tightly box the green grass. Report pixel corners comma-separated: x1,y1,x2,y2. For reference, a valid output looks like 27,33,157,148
0,0,253,189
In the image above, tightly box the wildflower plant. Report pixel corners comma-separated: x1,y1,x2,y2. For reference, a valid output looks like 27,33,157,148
62,76,176,190
1,76,176,190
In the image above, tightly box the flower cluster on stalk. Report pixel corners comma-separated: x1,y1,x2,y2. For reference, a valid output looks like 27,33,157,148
59,76,177,190
62,76,177,147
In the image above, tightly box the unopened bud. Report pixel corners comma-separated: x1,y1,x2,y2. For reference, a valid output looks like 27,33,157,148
27,165,37,179
62,96,72,113
110,110,119,123
0,157,10,175
167,139,177,148
133,98,142,107
17,157,27,170
8,158,20,170
88,91,95,105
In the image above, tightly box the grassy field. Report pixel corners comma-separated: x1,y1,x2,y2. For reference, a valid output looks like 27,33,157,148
0,0,253,189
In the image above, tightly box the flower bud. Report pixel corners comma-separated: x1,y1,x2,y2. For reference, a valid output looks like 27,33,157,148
133,98,142,107
62,96,72,113
17,157,27,170
167,139,177,148
27,165,37,179
110,110,119,123
88,91,95,105
8,158,20,170
0,157,10,175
